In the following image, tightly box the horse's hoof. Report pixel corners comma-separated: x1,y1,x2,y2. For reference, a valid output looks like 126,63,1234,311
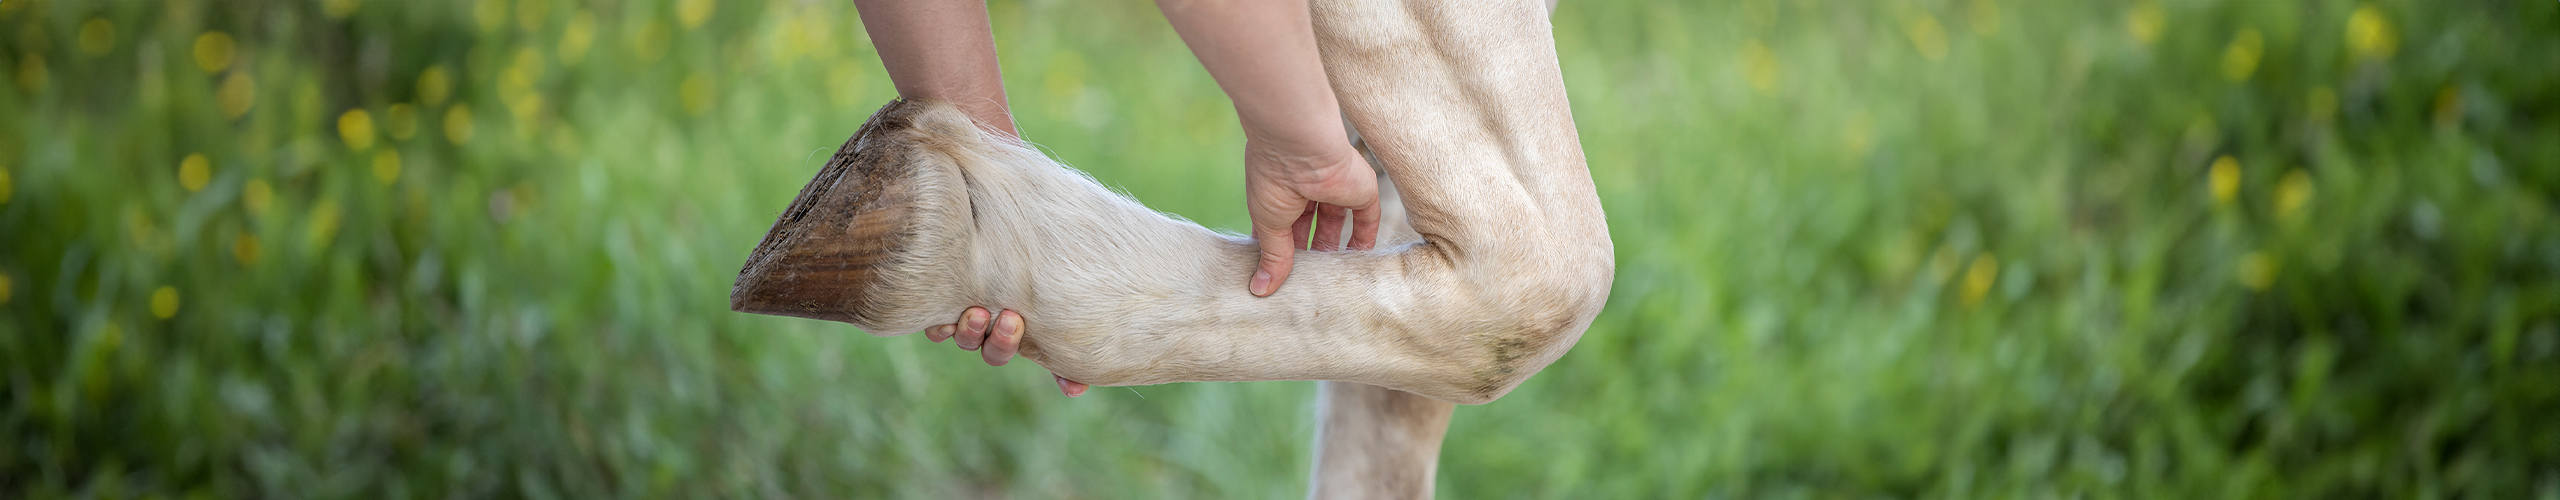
731,99,978,332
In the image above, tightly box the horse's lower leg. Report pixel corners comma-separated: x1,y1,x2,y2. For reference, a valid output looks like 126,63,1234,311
1310,381,1455,499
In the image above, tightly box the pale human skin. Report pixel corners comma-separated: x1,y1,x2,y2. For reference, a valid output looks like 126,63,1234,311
850,0,1382,396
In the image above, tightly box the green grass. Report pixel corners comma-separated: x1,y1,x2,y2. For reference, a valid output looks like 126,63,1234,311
4,0,2557,497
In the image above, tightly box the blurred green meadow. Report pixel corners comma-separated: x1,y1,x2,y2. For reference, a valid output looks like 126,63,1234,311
4,0,2558,497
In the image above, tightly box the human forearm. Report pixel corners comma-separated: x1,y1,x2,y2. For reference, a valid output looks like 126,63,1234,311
1158,0,1381,297
852,0,1016,136
1154,0,1344,151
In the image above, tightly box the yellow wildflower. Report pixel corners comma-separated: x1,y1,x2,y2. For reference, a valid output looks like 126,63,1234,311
180,154,212,192
2275,169,2312,220
507,94,545,125
372,150,402,185
632,22,671,64
515,0,548,32
323,0,361,19
218,72,256,118
1969,0,2001,36
501,49,546,122
1742,39,1780,93
418,65,452,105
243,179,274,214
547,124,584,156
306,199,342,249
151,286,181,319
1962,253,1999,307
79,18,116,55
1906,14,1949,62
679,0,717,29
128,210,161,251
233,234,262,265
2238,252,2277,290
446,104,477,145
339,109,376,151
2307,86,2338,124
775,13,833,63
681,73,715,116
2346,5,2395,60
194,32,236,72
474,0,508,32
561,11,598,65
384,103,418,140
2209,155,2240,205
2127,1,2164,46
2221,28,2262,82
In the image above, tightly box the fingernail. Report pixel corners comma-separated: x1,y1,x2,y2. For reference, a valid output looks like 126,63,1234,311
1057,376,1082,397
1251,269,1272,296
965,309,989,334
997,313,1021,339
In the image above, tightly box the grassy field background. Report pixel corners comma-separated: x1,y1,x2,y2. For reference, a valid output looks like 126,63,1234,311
4,0,2558,497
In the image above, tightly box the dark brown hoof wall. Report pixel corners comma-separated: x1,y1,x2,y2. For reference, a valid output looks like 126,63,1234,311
731,99,963,327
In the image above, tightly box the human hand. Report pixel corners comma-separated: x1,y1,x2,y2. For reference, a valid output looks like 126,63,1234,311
1151,0,1377,295
924,306,1090,397
1243,138,1381,297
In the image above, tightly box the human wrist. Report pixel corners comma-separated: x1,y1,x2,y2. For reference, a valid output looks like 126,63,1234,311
1244,133,1360,180
1242,115,1358,168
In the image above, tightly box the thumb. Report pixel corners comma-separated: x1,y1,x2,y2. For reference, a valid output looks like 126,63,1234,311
1249,207,1310,297
1250,225,1295,298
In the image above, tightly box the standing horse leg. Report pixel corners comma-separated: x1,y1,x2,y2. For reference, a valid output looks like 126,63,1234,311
1297,143,1461,497
1311,381,1454,499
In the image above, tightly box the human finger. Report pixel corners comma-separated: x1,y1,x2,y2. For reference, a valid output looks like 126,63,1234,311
1055,374,1089,397
1349,202,1381,251
1251,209,1301,297
1312,203,1350,251
955,307,992,351
926,324,954,343
1290,204,1317,250
981,310,1024,366
1294,162,1379,251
